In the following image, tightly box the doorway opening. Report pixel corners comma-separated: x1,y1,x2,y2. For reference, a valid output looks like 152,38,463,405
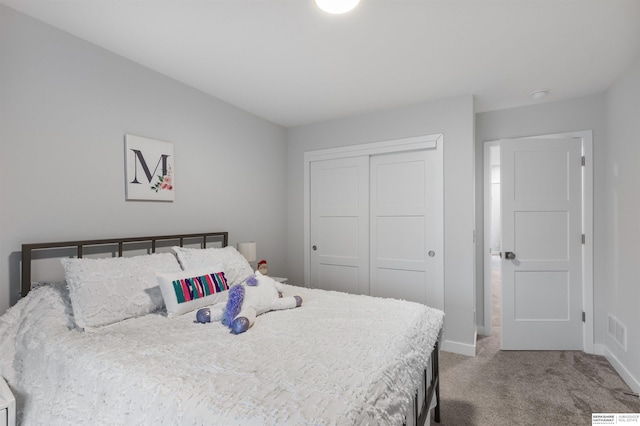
483,141,502,337
489,144,501,337
491,254,501,336
482,131,594,352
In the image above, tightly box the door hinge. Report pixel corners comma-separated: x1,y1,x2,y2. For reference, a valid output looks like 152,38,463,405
581,156,586,166
582,311,586,322
582,234,586,244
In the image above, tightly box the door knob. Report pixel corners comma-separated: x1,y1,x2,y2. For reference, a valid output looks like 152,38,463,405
503,251,516,260
312,245,317,251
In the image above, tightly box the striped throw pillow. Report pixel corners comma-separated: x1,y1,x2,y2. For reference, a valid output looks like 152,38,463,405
156,267,229,317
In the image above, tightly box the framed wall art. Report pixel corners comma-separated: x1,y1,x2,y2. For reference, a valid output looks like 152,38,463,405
125,134,175,202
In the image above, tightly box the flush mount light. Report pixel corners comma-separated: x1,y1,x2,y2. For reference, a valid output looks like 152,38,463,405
315,0,360,14
530,89,550,100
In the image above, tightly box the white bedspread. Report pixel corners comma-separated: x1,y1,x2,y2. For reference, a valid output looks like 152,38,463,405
0,282,443,425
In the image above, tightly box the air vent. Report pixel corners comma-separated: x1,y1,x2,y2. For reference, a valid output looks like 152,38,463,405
607,314,627,352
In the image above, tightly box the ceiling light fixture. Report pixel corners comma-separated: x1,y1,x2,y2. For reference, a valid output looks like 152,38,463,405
314,0,360,14
530,89,550,100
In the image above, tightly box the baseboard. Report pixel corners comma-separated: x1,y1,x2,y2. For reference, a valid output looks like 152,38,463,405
597,343,640,395
476,325,491,337
442,339,476,357
593,343,605,356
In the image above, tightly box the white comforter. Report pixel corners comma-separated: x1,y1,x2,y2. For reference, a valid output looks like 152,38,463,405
0,282,443,425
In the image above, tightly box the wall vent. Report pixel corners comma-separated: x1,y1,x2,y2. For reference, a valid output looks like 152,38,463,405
607,314,627,352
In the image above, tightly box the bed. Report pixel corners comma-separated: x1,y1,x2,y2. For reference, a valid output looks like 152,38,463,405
0,231,444,425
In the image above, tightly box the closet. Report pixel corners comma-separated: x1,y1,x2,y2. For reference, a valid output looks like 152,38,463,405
304,135,444,310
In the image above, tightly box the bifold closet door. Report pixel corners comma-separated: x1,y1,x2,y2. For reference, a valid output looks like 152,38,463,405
370,150,443,309
309,156,370,295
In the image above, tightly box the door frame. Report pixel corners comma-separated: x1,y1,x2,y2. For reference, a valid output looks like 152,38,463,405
304,133,443,288
482,130,594,353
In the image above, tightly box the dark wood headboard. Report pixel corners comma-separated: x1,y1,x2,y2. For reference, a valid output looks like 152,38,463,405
21,231,229,297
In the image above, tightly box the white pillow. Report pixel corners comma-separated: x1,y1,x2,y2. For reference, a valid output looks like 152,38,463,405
156,267,229,318
172,246,253,287
61,253,182,330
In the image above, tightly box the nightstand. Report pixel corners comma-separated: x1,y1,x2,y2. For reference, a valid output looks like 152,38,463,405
0,376,15,426
272,277,288,284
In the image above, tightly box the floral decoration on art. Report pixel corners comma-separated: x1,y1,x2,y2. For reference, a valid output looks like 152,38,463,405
151,166,173,192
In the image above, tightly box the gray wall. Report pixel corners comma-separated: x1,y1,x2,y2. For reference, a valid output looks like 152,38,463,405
0,6,288,315
475,95,607,338
286,95,477,355
603,52,640,391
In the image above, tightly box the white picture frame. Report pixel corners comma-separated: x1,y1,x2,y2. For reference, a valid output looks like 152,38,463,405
125,134,175,202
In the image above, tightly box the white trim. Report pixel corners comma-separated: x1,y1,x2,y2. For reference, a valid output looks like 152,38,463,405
303,134,443,288
482,130,594,353
304,134,439,163
441,339,476,357
598,344,640,395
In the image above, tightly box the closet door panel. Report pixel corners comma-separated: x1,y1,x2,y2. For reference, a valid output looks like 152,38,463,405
318,264,360,294
375,268,426,302
370,150,443,309
374,158,426,215
310,156,369,295
376,216,426,265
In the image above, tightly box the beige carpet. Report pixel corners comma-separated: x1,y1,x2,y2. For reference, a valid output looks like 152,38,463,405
432,256,640,425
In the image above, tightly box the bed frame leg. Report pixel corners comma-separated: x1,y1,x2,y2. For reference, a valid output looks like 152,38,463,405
433,340,441,423
412,339,441,426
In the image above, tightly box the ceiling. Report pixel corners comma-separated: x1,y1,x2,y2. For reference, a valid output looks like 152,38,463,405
3,0,640,127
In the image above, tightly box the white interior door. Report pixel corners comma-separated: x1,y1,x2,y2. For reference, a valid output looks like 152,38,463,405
370,150,443,310
310,156,369,295
501,137,583,350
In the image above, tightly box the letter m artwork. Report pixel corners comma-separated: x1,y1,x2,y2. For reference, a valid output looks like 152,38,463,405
125,134,175,201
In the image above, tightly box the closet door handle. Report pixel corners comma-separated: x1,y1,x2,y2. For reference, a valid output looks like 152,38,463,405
312,245,318,251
